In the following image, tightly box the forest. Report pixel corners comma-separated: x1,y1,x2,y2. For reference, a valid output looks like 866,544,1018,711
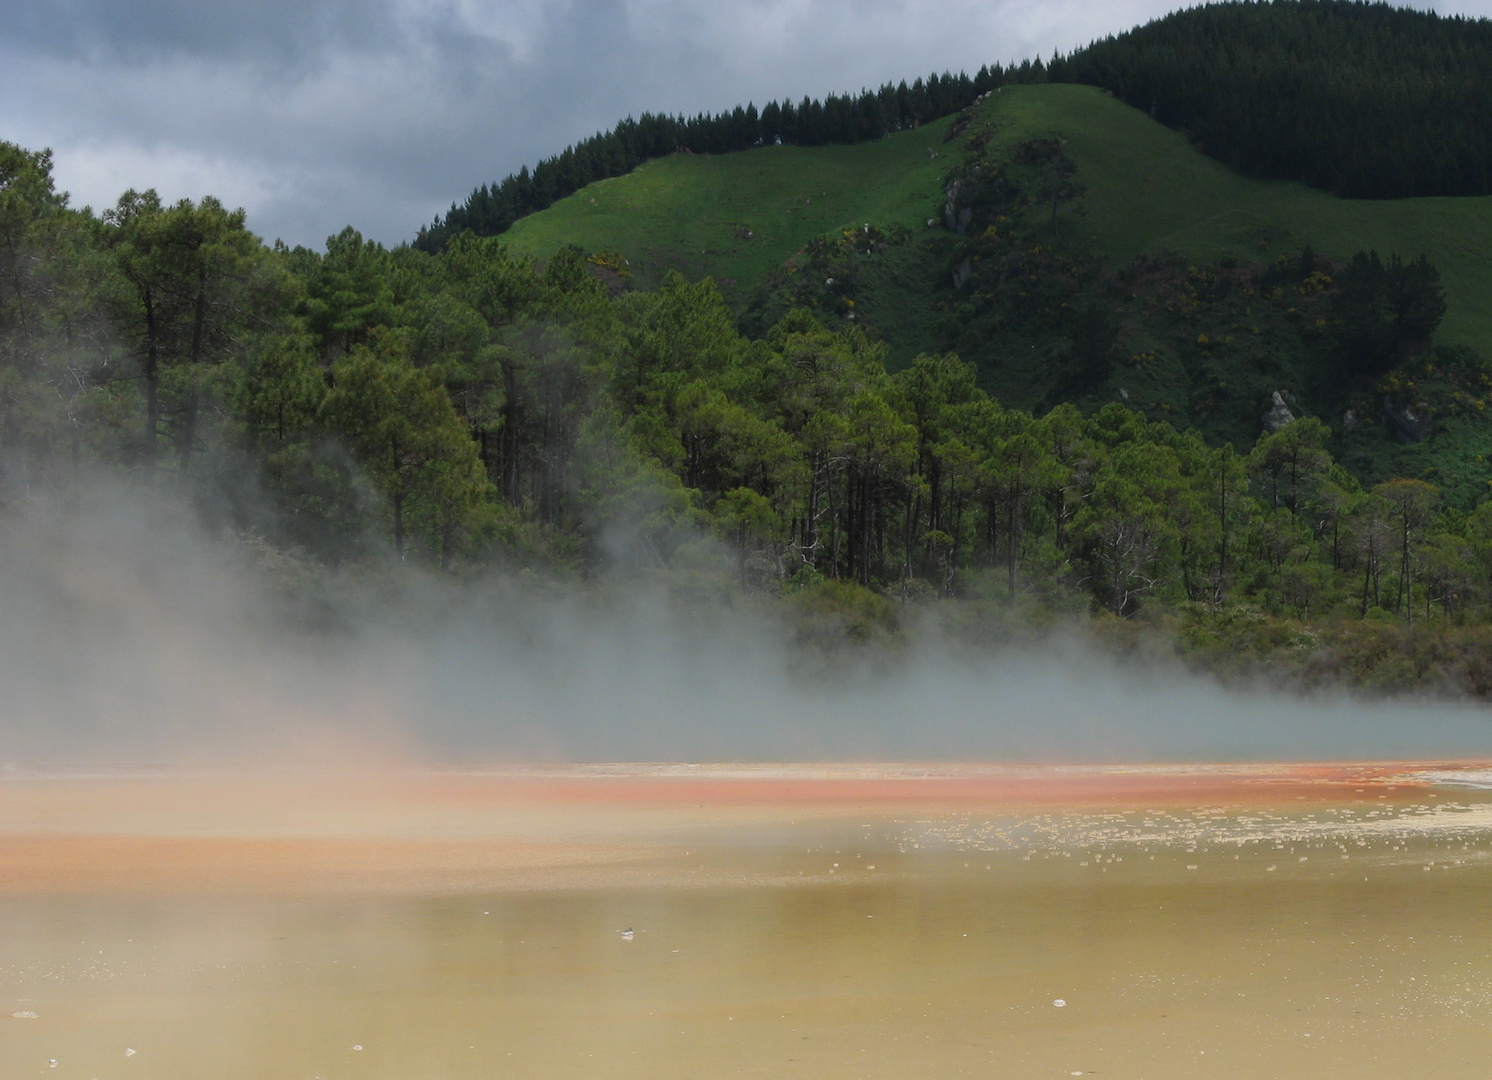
1051,0,1492,198
7,133,1492,699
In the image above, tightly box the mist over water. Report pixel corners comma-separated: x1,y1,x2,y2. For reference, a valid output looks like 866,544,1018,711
2,481,1491,768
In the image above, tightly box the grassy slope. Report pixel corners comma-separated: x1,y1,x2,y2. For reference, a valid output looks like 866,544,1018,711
972,85,1492,502
501,118,956,306
498,83,1492,355
993,84,1492,353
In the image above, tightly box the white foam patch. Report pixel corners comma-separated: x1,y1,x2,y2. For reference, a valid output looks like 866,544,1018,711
1413,769,1492,790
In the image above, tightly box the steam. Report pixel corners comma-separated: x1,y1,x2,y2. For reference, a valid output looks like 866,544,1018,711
1,481,1490,768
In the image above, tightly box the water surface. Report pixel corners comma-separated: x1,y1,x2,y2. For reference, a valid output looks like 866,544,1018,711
2,764,1490,1079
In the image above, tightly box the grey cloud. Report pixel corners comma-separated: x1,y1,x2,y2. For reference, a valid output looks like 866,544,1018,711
9,0,397,67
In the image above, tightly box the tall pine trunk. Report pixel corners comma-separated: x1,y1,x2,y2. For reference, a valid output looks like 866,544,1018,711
142,291,160,476
179,268,208,472
1006,495,1019,599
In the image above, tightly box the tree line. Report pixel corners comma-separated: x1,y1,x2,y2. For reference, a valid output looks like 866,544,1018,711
1052,0,1492,198
6,139,1492,628
416,63,1053,251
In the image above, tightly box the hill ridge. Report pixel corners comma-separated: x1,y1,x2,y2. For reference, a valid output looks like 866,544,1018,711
420,0,1492,252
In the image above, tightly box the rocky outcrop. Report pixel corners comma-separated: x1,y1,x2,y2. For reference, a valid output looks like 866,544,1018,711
1262,390,1295,432
942,181,972,234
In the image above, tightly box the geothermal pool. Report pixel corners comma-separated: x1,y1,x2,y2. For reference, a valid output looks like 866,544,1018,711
3,764,1492,1079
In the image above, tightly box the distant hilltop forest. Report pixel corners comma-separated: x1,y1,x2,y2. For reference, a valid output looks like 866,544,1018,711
421,0,1492,250
7,0,1492,696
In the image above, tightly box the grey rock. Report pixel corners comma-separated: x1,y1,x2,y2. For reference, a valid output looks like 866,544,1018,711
952,258,973,289
1263,390,1296,432
1342,408,1358,432
942,180,962,231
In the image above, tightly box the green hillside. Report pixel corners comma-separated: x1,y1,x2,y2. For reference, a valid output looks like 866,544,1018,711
501,83,1492,355
991,84,1492,353
428,3,1492,254
500,117,957,306
493,82,1492,503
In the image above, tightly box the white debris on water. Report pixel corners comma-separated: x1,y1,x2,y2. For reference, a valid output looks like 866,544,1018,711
11,1011,38,1018
880,797,1492,869
125,1047,136,1056
1411,769,1492,789
1053,999,1066,1007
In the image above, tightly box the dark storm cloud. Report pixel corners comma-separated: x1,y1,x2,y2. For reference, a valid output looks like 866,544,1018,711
2,1,1489,248
2,0,666,243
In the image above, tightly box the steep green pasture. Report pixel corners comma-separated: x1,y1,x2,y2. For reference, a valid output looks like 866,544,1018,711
988,84,1492,354
501,118,955,305
503,82,1492,355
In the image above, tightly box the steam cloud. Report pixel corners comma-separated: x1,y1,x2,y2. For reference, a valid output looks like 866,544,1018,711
2,481,1490,768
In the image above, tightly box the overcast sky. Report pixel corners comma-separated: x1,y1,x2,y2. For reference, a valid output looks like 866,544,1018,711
3,1,1488,249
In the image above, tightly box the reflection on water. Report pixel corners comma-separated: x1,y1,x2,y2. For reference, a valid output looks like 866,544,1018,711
3,776,1492,1079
